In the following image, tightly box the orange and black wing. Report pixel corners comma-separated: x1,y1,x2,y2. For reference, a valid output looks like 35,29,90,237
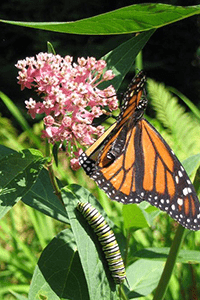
79,71,200,230
79,70,146,174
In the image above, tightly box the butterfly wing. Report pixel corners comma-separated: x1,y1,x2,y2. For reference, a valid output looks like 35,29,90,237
79,70,147,175
140,120,200,230
79,71,200,230
82,118,200,230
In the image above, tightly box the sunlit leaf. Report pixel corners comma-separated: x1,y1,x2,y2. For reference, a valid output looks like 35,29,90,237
1,4,200,35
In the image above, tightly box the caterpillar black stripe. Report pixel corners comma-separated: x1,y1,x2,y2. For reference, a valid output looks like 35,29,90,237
76,202,127,285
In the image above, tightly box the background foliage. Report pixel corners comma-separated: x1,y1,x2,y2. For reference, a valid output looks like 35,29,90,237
1,0,200,123
0,1,200,300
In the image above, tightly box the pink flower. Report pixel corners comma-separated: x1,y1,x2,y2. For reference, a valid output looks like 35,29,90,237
70,158,81,171
103,70,115,80
62,116,72,128
44,116,55,126
16,53,118,167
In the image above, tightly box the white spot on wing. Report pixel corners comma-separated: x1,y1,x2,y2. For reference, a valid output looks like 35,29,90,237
178,170,183,177
177,198,183,206
171,204,175,210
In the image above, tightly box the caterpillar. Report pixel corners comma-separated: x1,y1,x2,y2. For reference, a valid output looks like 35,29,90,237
76,202,127,285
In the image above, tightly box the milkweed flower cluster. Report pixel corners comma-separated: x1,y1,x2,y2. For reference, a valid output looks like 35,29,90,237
16,53,118,169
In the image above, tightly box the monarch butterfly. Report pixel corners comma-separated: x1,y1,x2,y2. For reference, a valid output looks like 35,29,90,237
79,71,200,231
77,202,127,284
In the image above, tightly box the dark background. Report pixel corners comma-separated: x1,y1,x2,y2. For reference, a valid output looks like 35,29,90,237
1,0,200,125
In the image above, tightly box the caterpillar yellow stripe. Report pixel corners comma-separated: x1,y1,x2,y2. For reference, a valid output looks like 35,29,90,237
77,202,127,285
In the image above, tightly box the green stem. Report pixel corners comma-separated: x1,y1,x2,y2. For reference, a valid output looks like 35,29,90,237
124,228,131,268
48,163,64,205
153,224,185,300
135,51,143,72
118,284,129,300
45,138,64,206
116,228,132,299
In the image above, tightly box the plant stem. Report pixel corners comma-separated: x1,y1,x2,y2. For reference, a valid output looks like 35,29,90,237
47,162,64,205
153,224,185,300
118,284,129,300
45,138,64,206
124,228,131,268
135,51,143,72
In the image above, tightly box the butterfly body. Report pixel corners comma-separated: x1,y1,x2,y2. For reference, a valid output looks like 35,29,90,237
79,71,200,230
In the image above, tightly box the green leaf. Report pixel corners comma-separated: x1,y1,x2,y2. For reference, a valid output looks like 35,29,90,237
122,202,160,229
0,91,41,148
22,168,69,224
182,153,200,177
29,229,90,300
0,146,46,219
101,30,154,91
147,78,200,160
62,185,118,299
168,87,200,122
1,4,200,34
135,247,200,264
123,204,149,229
66,184,115,228
47,41,56,54
126,259,164,298
0,144,15,157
